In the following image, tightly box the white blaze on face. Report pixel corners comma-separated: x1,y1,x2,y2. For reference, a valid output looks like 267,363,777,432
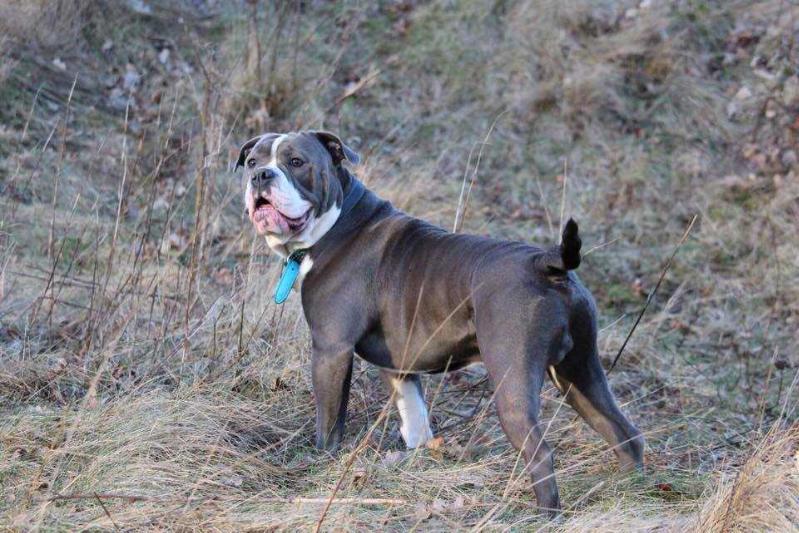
390,377,434,449
263,135,312,219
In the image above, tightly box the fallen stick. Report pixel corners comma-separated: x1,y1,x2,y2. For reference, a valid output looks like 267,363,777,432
608,214,698,373
48,493,406,506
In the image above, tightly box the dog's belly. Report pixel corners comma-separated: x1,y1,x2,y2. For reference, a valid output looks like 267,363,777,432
355,326,480,373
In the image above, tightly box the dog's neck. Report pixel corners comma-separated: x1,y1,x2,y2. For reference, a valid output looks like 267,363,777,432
303,185,394,272
264,168,359,259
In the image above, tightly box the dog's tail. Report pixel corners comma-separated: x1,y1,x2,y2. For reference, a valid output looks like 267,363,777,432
535,218,581,273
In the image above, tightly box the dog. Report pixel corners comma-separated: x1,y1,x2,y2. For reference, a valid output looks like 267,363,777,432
236,130,644,514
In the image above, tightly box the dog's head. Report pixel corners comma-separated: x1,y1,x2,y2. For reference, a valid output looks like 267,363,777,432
237,131,360,251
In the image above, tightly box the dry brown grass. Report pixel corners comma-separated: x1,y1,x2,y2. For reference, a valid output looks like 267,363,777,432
695,422,799,532
1,0,798,530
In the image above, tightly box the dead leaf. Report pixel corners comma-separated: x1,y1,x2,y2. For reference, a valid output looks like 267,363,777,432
734,86,752,100
336,67,380,105
213,268,233,286
631,278,645,298
222,474,244,488
452,495,466,510
382,450,407,467
352,467,368,488
431,498,447,513
272,376,290,391
413,502,432,521
425,436,444,451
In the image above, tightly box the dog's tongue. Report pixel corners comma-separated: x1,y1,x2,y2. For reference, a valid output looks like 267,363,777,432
253,204,290,234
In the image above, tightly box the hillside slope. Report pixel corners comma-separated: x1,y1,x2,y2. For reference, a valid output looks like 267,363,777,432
1,1,797,530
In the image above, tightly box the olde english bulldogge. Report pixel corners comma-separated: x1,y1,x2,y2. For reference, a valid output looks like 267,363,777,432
236,130,644,514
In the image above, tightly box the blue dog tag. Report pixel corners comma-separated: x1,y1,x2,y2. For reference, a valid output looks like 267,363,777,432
274,251,306,304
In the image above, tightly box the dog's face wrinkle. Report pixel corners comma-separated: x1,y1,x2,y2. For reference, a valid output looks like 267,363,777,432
275,144,316,206
276,134,342,216
289,162,341,218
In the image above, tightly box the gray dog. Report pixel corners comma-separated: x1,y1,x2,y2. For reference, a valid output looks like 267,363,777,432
237,130,644,514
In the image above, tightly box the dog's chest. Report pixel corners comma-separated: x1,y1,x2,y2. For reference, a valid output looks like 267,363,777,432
295,255,314,289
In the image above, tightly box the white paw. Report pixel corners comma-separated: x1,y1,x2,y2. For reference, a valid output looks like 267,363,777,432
401,423,434,449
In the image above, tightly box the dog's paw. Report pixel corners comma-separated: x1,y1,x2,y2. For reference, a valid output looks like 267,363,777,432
402,424,434,449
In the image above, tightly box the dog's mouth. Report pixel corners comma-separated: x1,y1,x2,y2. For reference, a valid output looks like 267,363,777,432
251,196,311,234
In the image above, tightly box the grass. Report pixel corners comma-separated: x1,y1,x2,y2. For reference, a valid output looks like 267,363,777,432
1,0,797,530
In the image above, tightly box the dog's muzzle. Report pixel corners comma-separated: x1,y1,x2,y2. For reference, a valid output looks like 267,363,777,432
250,193,311,235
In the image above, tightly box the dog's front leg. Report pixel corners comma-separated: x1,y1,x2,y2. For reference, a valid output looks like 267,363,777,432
312,348,354,452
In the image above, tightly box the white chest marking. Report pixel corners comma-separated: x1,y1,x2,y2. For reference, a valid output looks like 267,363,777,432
296,255,314,289
389,377,434,448
294,205,341,249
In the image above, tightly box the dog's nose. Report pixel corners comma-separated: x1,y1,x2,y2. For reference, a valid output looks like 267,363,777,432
251,168,277,188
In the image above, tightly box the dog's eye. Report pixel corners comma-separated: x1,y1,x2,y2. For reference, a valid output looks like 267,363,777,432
247,159,257,168
289,157,304,168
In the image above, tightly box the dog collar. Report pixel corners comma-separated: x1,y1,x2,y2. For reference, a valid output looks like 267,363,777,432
339,177,366,217
274,249,307,304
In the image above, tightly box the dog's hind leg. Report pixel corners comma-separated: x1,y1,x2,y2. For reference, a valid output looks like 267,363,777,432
475,314,562,515
380,372,433,448
553,308,644,471
553,352,644,471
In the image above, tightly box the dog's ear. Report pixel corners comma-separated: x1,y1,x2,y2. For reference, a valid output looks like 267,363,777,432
312,131,361,166
235,135,263,170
